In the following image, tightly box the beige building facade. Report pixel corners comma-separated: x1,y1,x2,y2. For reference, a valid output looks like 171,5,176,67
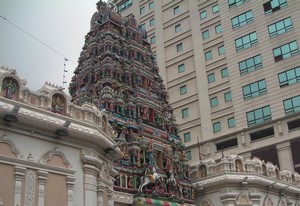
113,0,300,174
0,67,122,206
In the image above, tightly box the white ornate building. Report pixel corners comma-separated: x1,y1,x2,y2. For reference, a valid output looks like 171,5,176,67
191,154,300,206
0,66,122,206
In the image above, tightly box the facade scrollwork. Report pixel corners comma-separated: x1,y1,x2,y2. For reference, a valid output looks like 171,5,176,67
40,147,73,169
25,170,36,206
0,135,23,158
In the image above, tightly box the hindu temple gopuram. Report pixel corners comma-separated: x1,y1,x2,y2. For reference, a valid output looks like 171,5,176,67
69,1,194,205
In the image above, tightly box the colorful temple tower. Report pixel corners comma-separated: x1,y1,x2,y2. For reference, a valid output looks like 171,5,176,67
69,1,194,205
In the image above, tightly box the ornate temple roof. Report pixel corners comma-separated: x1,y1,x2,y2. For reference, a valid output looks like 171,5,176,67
69,1,194,204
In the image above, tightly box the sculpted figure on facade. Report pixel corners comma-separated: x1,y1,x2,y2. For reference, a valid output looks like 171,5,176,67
2,78,17,99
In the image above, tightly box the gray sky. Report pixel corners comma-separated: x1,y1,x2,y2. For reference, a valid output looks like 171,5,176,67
0,0,104,91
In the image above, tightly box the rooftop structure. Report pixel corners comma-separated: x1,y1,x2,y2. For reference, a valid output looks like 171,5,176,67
191,154,300,206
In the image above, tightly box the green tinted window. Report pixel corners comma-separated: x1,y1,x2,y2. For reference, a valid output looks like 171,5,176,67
228,117,236,128
284,95,300,115
247,106,271,127
213,122,221,133
273,41,299,62
210,97,218,107
243,79,267,100
235,32,258,51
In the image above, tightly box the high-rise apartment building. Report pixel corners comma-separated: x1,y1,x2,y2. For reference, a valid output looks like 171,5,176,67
113,0,300,174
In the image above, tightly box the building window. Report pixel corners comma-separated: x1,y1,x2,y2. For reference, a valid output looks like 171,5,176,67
228,117,236,128
140,6,145,15
150,18,155,27
212,5,219,13
221,68,228,78
175,24,182,33
118,0,133,12
137,52,142,62
263,0,287,15
150,36,156,44
273,41,299,62
224,91,232,102
149,2,154,9
140,23,146,30
283,95,300,115
243,79,267,100
184,132,191,143
216,138,238,151
205,51,212,60
182,108,189,118
231,10,253,29
278,66,300,87
246,105,272,127
200,10,207,19
218,45,225,55
174,6,180,14
176,43,183,52
186,150,192,160
213,122,221,133
210,97,218,107
235,32,258,52
239,55,262,75
228,0,248,9
250,127,274,142
178,64,185,73
180,85,187,95
202,30,209,40
215,24,222,34
207,73,215,83
268,17,293,38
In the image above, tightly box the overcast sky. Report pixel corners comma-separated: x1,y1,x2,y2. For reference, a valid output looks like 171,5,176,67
0,0,106,92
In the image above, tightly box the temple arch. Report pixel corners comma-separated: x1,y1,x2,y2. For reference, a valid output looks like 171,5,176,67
201,198,215,206
263,196,274,206
236,193,251,205
40,147,73,169
0,135,23,158
277,199,286,206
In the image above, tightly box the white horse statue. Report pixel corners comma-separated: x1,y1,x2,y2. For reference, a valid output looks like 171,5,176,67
166,170,177,195
166,170,176,186
138,167,161,193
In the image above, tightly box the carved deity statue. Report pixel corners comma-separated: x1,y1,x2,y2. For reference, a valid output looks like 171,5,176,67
51,95,64,114
3,79,17,99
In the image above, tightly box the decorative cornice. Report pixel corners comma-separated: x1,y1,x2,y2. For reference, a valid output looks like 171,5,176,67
81,149,103,168
113,191,133,204
0,155,74,175
193,173,300,195
0,100,122,159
